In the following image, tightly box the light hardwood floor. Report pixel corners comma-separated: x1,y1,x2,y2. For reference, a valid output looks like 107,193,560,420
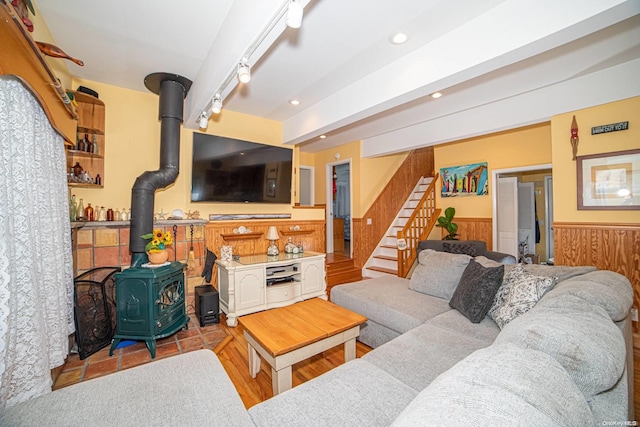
216,313,372,409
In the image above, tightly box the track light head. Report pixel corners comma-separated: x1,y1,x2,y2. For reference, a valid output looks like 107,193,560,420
199,112,209,129
286,0,303,29
211,95,222,115
237,58,251,84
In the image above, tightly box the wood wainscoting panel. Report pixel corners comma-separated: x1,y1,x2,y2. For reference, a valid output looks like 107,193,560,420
441,217,493,249
554,221,640,327
352,147,434,269
205,220,325,257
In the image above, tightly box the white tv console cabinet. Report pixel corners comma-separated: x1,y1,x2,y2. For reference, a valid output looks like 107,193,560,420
216,251,327,327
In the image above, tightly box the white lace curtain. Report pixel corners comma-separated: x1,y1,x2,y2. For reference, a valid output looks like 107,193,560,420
0,76,74,409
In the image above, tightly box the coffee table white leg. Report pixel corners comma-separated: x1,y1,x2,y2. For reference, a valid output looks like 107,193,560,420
344,337,356,362
271,365,292,395
248,343,261,378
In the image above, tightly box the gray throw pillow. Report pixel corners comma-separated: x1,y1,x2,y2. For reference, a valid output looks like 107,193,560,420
449,259,504,323
442,241,477,257
488,264,557,329
409,249,471,299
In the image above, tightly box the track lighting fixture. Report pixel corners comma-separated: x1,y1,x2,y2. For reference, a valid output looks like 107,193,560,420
237,58,251,84
286,0,303,29
195,1,308,127
199,111,209,129
211,95,222,115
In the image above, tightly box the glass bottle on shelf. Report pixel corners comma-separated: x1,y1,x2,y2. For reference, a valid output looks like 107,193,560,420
76,198,85,220
92,135,99,154
72,162,83,177
97,206,106,221
85,203,94,221
85,133,93,153
114,208,121,221
77,134,86,152
95,174,102,185
69,194,77,222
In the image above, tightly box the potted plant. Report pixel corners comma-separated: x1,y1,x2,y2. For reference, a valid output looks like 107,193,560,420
141,229,173,264
436,207,459,240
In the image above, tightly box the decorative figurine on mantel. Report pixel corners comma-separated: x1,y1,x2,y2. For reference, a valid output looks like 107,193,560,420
266,226,280,256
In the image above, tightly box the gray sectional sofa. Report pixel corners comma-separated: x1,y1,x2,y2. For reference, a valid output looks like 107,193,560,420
1,242,634,426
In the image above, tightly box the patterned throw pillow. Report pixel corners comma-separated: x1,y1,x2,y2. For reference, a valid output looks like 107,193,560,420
489,264,557,329
449,259,504,323
442,241,478,257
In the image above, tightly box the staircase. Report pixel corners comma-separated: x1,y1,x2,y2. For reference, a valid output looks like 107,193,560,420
326,253,362,299
363,177,435,278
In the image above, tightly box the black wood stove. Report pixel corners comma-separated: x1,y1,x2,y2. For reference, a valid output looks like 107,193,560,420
109,72,192,358
109,262,187,358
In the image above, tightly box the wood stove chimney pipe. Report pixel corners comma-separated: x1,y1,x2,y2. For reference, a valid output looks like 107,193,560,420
129,73,192,267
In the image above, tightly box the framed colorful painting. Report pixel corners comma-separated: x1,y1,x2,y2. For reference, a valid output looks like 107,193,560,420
440,162,488,197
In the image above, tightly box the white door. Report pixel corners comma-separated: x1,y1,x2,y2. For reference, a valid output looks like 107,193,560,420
497,177,519,258
518,182,535,257
544,176,554,261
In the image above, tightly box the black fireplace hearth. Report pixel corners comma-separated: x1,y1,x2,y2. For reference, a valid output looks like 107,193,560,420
109,261,188,358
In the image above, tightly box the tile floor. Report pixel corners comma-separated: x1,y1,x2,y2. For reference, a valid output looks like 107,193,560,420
53,313,227,391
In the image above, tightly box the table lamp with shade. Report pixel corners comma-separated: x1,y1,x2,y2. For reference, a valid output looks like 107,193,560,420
266,226,280,256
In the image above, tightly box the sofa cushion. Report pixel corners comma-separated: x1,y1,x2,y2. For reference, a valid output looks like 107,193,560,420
409,249,471,299
427,310,501,343
473,258,597,283
442,241,478,256
248,359,417,427
545,270,633,322
391,343,594,427
0,350,253,427
331,276,451,335
363,322,490,392
449,259,504,323
488,264,556,329
495,294,626,397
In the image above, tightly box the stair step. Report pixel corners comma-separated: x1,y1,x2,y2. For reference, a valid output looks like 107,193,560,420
366,266,398,275
374,255,397,262
327,266,362,286
326,258,355,271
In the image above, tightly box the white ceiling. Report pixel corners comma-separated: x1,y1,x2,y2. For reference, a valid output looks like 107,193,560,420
37,0,640,157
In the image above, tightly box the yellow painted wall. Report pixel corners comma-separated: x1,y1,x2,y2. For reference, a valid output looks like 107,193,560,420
310,141,408,218
551,96,639,223
69,78,323,221
32,4,72,89
434,123,552,217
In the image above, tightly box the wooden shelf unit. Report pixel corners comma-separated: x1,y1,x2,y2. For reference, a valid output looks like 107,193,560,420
280,229,314,236
220,232,264,241
67,91,105,188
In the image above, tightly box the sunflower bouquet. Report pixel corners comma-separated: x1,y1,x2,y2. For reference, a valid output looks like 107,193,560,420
141,229,173,253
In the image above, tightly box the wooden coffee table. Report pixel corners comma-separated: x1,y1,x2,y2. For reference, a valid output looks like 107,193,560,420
238,298,367,396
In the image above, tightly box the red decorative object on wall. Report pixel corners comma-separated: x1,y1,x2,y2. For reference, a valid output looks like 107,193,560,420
570,115,579,160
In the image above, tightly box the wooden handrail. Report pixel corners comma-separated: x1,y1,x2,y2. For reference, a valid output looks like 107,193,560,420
397,174,440,278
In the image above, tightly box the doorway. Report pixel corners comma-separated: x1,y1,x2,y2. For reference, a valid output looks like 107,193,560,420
492,164,554,263
326,160,352,256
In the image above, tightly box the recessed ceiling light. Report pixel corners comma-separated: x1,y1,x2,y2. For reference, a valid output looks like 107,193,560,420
319,135,326,139
431,92,442,99
390,32,408,45
289,99,301,106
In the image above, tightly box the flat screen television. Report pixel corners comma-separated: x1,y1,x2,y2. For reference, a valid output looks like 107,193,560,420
191,132,293,203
